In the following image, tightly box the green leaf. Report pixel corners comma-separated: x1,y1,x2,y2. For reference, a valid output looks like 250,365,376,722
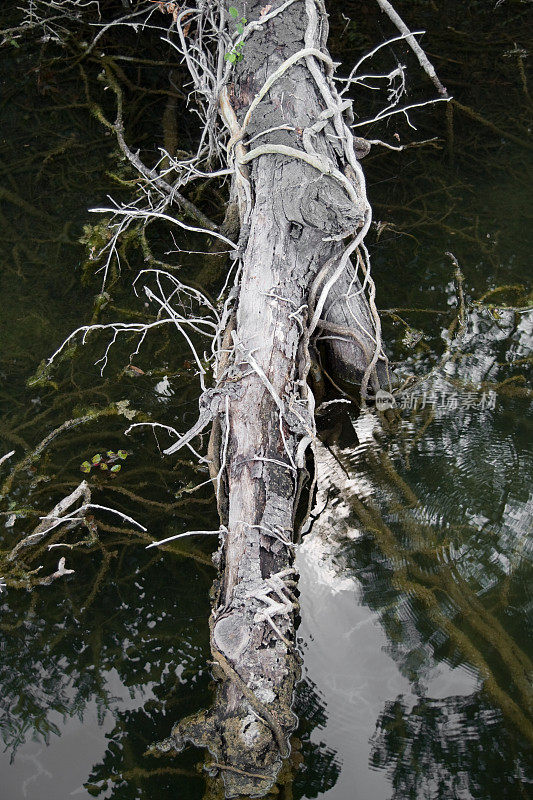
110,464,121,473
117,449,128,460
80,461,92,473
99,463,108,470
241,17,247,24
91,453,102,464
106,450,116,458
229,6,239,18
225,52,237,63
236,22,244,34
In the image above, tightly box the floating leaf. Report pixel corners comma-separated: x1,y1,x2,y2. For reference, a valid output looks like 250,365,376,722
91,453,102,464
80,461,92,473
99,463,108,471
229,6,239,18
110,464,121,473
107,450,116,458
117,450,128,460
115,399,137,421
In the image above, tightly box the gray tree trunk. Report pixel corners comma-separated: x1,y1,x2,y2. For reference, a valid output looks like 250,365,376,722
154,2,387,796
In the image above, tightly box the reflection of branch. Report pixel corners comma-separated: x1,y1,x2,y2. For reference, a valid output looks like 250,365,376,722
0,404,122,500
453,99,533,152
330,443,533,744
394,256,467,396
370,692,529,800
8,480,91,561
0,450,15,469
7,478,146,563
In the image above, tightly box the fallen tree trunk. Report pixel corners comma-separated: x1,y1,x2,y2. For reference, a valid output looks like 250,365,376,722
4,2,451,795
153,1,388,796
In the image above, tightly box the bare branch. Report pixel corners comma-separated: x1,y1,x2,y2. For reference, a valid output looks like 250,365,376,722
373,0,449,96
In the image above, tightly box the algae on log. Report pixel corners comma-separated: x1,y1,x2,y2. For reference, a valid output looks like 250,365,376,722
154,1,388,796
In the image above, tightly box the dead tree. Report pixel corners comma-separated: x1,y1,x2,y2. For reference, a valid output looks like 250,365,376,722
29,1,447,795
147,1,391,795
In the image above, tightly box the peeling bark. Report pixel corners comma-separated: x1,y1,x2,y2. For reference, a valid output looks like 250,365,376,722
154,2,388,795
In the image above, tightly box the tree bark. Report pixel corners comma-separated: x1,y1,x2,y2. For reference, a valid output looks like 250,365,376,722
154,2,388,796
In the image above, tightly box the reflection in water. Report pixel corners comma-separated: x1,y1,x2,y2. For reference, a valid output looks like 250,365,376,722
371,693,531,800
0,545,213,799
296,323,532,797
1,0,532,797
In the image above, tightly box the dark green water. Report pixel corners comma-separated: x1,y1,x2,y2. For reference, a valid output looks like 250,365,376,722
0,2,531,799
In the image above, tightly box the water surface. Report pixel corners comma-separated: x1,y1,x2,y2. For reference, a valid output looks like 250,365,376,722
1,2,531,798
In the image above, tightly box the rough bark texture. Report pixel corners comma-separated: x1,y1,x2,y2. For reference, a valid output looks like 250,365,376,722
154,2,386,796
319,264,389,388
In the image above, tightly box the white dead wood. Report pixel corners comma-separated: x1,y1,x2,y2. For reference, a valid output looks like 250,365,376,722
146,527,226,549
50,556,75,578
7,480,92,561
373,0,449,97
7,479,146,564
0,451,15,469
14,1,450,793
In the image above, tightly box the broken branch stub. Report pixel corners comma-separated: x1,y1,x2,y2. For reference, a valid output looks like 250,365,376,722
151,1,389,795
